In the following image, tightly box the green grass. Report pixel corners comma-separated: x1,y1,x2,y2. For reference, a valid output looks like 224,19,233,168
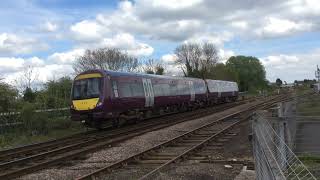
297,95,320,116
0,117,86,150
298,154,320,171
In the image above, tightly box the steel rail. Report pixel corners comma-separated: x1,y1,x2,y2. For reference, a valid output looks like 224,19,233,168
0,101,245,164
0,101,247,179
76,97,284,180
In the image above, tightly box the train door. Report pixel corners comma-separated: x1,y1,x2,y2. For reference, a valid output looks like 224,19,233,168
147,79,154,106
189,81,195,101
142,78,150,107
142,78,154,107
217,81,221,98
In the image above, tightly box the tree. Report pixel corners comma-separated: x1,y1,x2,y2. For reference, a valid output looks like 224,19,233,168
143,59,165,75
35,77,73,109
276,78,283,87
226,56,267,92
0,82,18,112
208,63,238,82
23,87,36,103
73,48,139,73
14,64,39,93
175,42,218,79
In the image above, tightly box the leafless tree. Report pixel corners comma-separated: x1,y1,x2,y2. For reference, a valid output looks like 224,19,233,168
73,48,139,73
143,59,165,75
175,42,219,79
15,64,39,91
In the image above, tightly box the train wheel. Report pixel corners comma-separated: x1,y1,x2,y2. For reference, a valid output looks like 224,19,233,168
144,110,152,119
112,118,119,128
94,120,103,130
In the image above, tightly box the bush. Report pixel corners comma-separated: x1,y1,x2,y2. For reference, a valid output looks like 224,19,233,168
20,103,48,135
47,117,72,129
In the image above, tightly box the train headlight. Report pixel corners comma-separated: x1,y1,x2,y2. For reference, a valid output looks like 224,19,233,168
70,104,75,110
96,102,103,107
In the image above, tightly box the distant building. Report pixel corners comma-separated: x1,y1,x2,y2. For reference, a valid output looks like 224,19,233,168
281,83,294,88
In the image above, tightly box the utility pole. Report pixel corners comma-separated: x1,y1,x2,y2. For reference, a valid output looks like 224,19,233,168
316,65,320,83
315,65,320,93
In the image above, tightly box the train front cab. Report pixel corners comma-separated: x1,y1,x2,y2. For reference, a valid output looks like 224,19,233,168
70,71,108,128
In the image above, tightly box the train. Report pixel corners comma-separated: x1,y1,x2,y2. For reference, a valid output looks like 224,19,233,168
70,69,239,129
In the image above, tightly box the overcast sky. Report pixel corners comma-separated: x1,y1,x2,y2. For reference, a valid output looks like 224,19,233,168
0,0,319,84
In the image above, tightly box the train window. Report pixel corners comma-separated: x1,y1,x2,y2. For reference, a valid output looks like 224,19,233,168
72,78,102,100
153,84,163,96
118,82,133,97
169,83,177,96
131,83,144,97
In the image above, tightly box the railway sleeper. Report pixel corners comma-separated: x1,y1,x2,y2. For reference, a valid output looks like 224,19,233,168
184,137,210,140
171,142,199,147
216,138,231,142
142,155,176,160
136,159,168,164
151,152,178,156
187,156,208,160
201,146,224,150
179,139,205,143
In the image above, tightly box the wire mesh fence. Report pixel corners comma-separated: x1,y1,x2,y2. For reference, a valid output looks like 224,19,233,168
0,108,70,132
252,112,317,180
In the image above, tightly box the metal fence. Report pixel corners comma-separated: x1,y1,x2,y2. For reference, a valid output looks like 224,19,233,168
0,108,70,130
252,112,317,180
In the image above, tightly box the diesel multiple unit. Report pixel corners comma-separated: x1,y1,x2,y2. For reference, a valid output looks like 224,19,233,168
71,69,239,129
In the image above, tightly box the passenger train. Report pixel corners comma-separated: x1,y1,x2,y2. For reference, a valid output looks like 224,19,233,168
70,69,239,129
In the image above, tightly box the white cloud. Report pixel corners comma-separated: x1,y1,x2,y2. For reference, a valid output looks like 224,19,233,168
100,33,154,56
1,56,74,85
161,54,177,64
230,21,248,30
288,0,320,16
48,49,85,65
70,20,105,42
0,57,25,74
0,33,48,56
41,21,58,32
160,53,182,76
256,17,313,37
146,0,203,10
218,49,235,63
0,56,44,75
73,33,154,57
185,31,233,46
0,56,47,85
261,49,320,82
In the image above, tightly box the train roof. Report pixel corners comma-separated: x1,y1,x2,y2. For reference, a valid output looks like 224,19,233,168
77,69,236,84
104,70,205,82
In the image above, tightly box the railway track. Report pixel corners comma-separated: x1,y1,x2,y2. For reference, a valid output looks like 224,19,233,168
0,100,249,164
0,100,252,179
76,97,282,180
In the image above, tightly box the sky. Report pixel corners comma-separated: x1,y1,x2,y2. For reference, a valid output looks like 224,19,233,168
0,0,319,85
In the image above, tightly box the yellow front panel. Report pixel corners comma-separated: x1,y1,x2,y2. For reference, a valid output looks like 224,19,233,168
72,98,99,111
75,73,102,80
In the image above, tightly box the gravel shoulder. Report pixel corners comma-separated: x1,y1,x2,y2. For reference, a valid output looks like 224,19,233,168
19,101,260,180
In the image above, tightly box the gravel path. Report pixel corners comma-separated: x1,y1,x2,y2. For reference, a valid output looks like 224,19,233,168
19,101,261,180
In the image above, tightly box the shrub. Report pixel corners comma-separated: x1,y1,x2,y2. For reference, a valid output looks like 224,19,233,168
20,103,48,135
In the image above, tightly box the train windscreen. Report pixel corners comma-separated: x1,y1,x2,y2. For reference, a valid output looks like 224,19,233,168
72,78,102,100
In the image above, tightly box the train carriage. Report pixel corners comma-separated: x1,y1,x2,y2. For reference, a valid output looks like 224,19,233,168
205,79,239,103
71,69,238,129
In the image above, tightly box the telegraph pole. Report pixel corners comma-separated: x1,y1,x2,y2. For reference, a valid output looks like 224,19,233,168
316,65,320,83
316,65,320,93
